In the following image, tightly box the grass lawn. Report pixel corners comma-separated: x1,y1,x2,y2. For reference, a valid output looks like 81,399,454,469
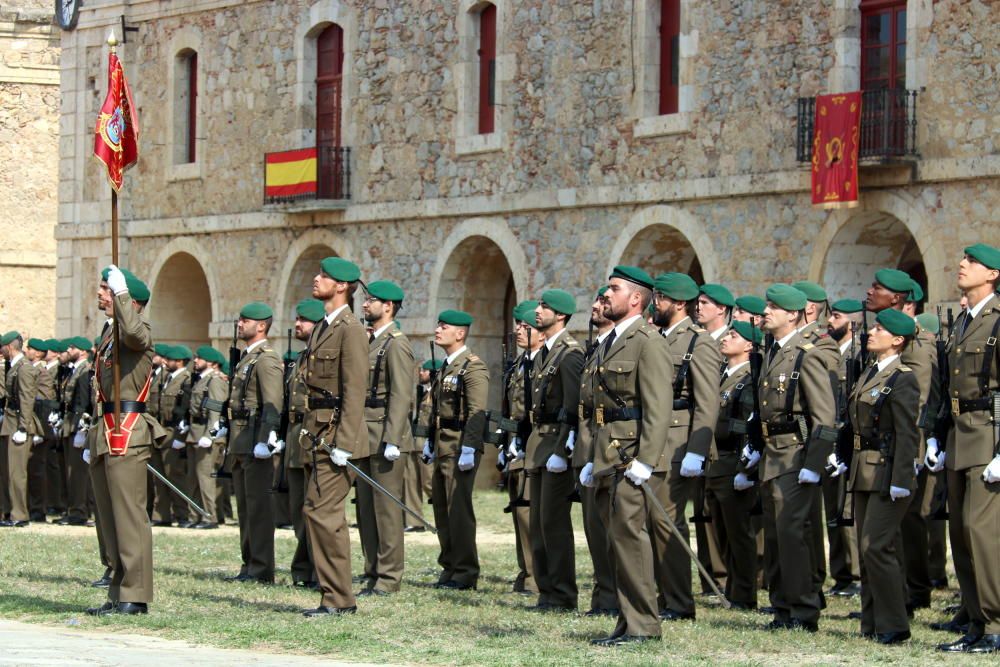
0,489,978,665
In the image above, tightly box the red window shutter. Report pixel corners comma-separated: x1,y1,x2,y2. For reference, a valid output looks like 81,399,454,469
478,4,496,134
860,0,906,91
187,52,197,163
658,0,680,115
317,23,344,149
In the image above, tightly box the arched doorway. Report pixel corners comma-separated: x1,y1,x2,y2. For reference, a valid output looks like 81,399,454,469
150,252,211,349
820,212,926,309
278,243,338,352
616,223,704,283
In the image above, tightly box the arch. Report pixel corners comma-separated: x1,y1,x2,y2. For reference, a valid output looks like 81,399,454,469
147,237,221,324
607,205,716,283
273,228,354,335
807,190,943,304
149,252,212,349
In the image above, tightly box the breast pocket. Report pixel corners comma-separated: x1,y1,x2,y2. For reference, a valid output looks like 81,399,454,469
604,360,635,396
314,350,339,379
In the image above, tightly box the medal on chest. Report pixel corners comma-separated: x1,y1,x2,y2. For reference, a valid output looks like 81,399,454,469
776,373,787,394
870,388,881,399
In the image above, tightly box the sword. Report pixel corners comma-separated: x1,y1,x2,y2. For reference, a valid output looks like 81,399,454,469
299,429,437,534
146,463,212,522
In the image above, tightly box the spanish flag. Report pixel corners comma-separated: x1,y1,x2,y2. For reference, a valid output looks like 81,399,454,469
265,148,317,199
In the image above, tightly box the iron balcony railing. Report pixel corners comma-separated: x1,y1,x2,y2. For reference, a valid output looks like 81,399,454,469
796,88,918,163
263,145,351,205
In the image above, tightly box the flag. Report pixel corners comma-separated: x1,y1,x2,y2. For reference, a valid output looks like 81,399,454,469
94,52,140,192
265,148,318,201
811,92,861,209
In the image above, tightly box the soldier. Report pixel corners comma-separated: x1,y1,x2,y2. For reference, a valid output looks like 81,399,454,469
404,360,438,532
185,345,228,529
733,296,767,324
45,339,70,518
706,321,763,611
28,338,56,522
934,243,1000,654
574,287,618,616
0,342,6,520
0,331,40,527
300,257,368,616
160,345,194,528
357,280,415,596
86,265,165,616
755,284,838,632
524,289,584,611
419,309,490,591
846,308,919,645
647,273,721,621
224,302,283,585
147,344,174,526
58,336,94,526
579,266,673,645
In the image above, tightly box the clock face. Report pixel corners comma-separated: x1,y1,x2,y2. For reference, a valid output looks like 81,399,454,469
55,0,79,30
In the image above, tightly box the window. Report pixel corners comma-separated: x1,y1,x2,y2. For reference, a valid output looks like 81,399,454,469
454,0,507,155
860,0,906,90
477,3,496,134
316,23,345,198
632,0,692,138
658,0,680,115
173,49,198,165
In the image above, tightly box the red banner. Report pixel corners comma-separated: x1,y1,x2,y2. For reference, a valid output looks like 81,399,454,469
811,92,861,209
94,52,140,192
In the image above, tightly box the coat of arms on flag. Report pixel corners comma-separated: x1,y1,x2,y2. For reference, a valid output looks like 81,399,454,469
94,52,140,191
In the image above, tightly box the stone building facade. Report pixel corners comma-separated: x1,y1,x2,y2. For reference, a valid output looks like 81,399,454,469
56,0,997,408
0,0,59,337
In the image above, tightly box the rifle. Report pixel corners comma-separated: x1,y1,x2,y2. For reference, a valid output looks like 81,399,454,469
859,309,871,367
740,316,765,467
270,328,293,494
490,332,516,471
829,321,860,527
420,341,439,464
504,328,532,512
927,307,954,520
212,319,240,479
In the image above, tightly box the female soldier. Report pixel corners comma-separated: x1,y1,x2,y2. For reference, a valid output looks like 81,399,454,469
847,308,920,644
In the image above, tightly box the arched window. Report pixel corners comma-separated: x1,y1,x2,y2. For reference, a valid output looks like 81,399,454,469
658,0,680,115
477,3,496,134
174,49,197,164
316,23,345,197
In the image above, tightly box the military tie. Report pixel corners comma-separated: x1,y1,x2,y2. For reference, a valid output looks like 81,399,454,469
863,364,878,384
957,312,971,340
601,329,617,359
767,342,779,364
539,346,549,365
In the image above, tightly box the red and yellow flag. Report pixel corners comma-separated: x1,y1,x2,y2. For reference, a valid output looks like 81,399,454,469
265,148,318,199
94,52,140,191
811,92,861,209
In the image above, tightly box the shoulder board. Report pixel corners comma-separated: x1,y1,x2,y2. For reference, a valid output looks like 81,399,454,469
260,346,273,353
634,325,652,337
898,365,912,372
389,330,401,337
468,355,480,362
565,338,580,347
692,325,707,334
801,343,815,350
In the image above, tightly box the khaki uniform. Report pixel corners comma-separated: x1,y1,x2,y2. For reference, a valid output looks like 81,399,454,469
758,332,837,625
705,363,760,607
402,384,433,528
506,351,536,594
0,361,6,516
848,357,919,635
654,317,720,616
228,340,283,581
420,347,490,587
526,331,584,609
284,350,315,585
589,316,673,638
185,368,227,522
30,361,58,517
159,368,193,524
2,355,40,522
358,326,415,593
945,293,1000,636
89,293,167,604
301,307,369,609
147,368,172,522
61,359,93,521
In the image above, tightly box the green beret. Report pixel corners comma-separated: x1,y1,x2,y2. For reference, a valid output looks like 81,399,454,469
158,344,176,360
153,343,171,357
876,308,916,336
915,312,940,335
101,266,150,302
609,265,654,290
539,289,576,316
0,331,19,346
907,280,924,303
67,336,92,350
791,280,827,303
295,298,326,323
731,320,763,345
27,338,48,351
765,284,807,311
830,298,864,314
653,273,699,301
46,338,67,353
735,296,766,316
173,345,194,361
240,301,273,321
874,268,913,294
195,345,225,365
513,300,539,325
596,285,609,297
421,358,445,371
93,336,102,349
320,256,361,282
221,360,231,375
965,243,1000,271
367,280,404,302
438,309,473,327
699,283,735,307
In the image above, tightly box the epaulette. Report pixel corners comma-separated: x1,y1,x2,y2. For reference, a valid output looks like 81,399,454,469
469,354,481,362
801,343,815,351
692,325,707,334
390,330,401,337
898,365,912,372
565,338,581,347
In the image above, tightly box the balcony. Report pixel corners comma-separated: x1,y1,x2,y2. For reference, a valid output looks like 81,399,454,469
263,146,351,212
796,89,918,164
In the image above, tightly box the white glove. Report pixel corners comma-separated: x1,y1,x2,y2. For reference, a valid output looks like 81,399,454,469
924,437,945,472
579,461,596,488
171,439,186,450
9,430,22,445
624,459,652,486
797,468,821,485
546,454,568,473
826,452,848,478
215,425,228,438
422,439,435,463
48,411,60,425
105,264,128,295
507,437,520,458
497,449,506,468
197,436,213,448
72,431,87,448
383,443,401,462
82,448,91,464
272,439,286,454
176,420,190,435
889,485,911,501
983,455,1000,484
914,460,923,476
32,435,43,445
741,444,761,469
330,447,352,467
78,414,91,431
564,430,576,454
252,442,272,459
680,451,705,478
733,472,755,491
458,446,476,471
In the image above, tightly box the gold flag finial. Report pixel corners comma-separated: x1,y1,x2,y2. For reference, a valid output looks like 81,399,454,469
107,29,118,50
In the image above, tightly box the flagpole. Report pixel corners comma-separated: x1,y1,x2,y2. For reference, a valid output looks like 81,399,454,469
108,32,122,434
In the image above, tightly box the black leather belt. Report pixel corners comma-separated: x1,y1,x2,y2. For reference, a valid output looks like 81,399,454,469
230,407,254,420
365,397,386,409
308,396,342,410
673,399,691,410
437,417,465,431
101,401,146,414
532,411,561,425
761,420,798,437
853,435,881,452
191,416,208,425
956,397,991,415
593,406,642,426
289,412,304,424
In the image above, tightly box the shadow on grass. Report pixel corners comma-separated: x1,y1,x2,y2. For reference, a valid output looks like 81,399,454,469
172,590,303,613
477,624,536,638
0,592,85,615
20,571,93,587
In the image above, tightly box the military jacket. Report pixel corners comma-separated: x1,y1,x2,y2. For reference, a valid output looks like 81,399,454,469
35,362,58,438
758,331,838,482
228,341,283,456
945,293,1000,471
573,343,601,469
799,320,842,373
1,356,40,436
60,360,92,438
186,368,228,444
525,331,584,469
301,307,369,456
903,327,938,458
708,364,755,478
147,367,164,422
364,326,416,458
419,347,490,457
505,350,534,472
283,350,309,468
662,318,721,462
159,367,193,447
848,357,919,493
